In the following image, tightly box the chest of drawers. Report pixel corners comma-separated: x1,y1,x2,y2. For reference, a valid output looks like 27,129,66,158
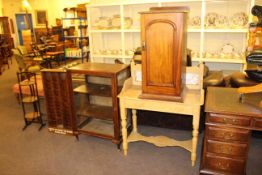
200,87,262,175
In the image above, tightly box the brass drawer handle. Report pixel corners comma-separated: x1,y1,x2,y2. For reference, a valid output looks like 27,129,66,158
219,146,233,153
224,132,234,138
218,162,230,170
223,118,237,124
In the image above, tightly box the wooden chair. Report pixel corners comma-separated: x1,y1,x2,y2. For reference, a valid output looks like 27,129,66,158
12,49,41,73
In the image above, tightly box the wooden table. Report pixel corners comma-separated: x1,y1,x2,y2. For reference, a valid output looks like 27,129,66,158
44,51,64,68
118,77,204,166
200,87,262,175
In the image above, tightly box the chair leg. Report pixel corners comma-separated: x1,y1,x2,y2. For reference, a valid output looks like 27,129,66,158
22,122,31,131
38,123,46,131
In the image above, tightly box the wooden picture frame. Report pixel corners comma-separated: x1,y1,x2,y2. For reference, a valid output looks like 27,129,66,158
35,10,47,26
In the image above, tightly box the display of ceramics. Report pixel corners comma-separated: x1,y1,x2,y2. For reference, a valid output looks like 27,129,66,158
190,16,201,27
111,15,121,29
125,50,134,56
100,17,111,29
191,51,200,58
124,17,133,29
230,12,248,28
221,43,234,54
205,12,219,27
93,15,133,29
215,15,228,28
204,12,248,29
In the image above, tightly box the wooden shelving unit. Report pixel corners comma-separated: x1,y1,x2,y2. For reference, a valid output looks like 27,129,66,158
17,72,45,130
62,17,89,63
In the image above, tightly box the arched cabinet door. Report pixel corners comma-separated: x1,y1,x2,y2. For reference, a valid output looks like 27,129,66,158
140,8,188,101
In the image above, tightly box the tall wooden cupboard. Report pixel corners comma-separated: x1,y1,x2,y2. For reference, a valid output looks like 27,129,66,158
140,7,188,101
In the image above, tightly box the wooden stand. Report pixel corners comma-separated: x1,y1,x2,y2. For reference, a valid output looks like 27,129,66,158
119,64,204,166
17,72,45,130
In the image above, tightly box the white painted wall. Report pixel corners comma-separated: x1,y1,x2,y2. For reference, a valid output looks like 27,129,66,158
0,0,2,16
2,0,90,46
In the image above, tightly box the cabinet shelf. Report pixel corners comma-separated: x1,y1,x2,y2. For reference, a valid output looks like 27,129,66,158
78,118,114,137
25,112,41,120
22,96,38,103
19,81,35,86
73,84,112,97
77,104,113,120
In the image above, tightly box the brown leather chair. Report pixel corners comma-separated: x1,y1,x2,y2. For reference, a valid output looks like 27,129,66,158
203,64,225,89
230,72,259,87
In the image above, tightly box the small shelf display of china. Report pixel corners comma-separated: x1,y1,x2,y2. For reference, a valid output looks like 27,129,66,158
87,0,254,71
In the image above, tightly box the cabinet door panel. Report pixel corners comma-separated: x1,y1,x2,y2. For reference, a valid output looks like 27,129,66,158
141,12,186,96
146,21,175,87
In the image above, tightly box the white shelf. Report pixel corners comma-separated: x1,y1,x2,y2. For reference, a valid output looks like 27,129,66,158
90,29,122,33
192,57,245,63
92,54,132,59
203,28,248,33
90,28,246,33
187,28,201,32
87,0,253,68
203,58,245,63
123,28,141,32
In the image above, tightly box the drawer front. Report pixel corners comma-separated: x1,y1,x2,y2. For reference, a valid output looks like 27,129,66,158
207,140,247,157
207,126,249,142
208,113,251,127
253,118,262,129
205,154,245,174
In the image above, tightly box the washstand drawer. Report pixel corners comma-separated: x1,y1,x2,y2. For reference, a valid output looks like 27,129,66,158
207,126,249,142
207,113,251,127
206,140,247,157
253,118,262,129
205,154,245,175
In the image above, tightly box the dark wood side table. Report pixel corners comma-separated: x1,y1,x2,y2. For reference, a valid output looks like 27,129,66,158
200,87,262,175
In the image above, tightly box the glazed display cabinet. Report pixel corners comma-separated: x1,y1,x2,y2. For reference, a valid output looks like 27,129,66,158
42,63,130,145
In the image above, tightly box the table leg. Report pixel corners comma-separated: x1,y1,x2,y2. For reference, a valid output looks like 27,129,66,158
132,109,137,133
191,107,200,166
120,103,128,156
